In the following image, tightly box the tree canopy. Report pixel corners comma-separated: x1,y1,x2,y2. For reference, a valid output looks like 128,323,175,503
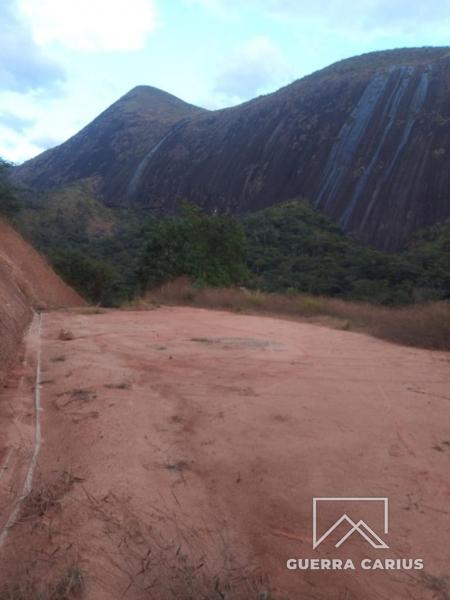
0,159,19,218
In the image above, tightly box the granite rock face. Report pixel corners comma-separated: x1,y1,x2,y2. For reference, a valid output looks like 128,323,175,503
13,86,205,207
14,48,450,250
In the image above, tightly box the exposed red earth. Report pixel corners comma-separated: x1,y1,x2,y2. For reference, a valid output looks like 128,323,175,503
0,306,449,599
0,218,84,386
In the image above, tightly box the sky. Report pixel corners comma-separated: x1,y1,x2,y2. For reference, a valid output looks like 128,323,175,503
1,0,449,163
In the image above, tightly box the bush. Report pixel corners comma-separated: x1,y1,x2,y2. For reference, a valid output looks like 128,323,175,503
50,248,116,305
137,202,248,290
145,279,450,351
0,158,19,218
243,200,450,305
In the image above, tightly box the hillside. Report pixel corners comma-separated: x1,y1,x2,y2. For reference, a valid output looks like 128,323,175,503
132,47,450,250
0,218,84,385
13,47,450,251
13,86,205,207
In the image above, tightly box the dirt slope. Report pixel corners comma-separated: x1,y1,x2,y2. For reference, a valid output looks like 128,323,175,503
0,218,83,384
1,307,449,599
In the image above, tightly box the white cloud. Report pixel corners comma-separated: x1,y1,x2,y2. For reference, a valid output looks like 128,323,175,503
193,0,450,34
19,0,158,52
0,111,35,133
265,0,450,33
0,1,65,93
0,126,42,163
215,35,292,101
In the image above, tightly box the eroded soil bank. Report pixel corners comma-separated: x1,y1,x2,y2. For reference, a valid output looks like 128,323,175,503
1,307,449,599
0,218,83,386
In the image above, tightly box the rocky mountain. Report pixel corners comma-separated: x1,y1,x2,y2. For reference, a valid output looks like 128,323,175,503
13,47,450,250
14,86,205,207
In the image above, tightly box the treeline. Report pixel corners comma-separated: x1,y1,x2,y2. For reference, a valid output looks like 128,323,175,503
244,201,450,305
0,159,19,217
4,161,449,308
47,200,449,307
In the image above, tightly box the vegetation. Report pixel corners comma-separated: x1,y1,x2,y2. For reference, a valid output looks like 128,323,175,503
244,201,450,305
10,182,450,311
14,181,145,305
2,168,449,349
0,566,83,600
0,159,19,217
323,47,450,78
50,248,116,305
136,278,450,351
136,202,248,290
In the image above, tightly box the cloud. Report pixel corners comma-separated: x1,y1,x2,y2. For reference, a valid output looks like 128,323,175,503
0,1,65,93
0,111,36,133
215,36,292,100
31,134,62,150
362,0,450,33
19,0,158,52
193,0,450,34
266,0,450,33
0,125,42,164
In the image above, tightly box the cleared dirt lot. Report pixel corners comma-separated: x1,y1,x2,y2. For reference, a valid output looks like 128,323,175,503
1,307,449,599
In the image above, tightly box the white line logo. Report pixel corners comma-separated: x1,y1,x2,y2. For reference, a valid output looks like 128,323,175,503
313,497,389,550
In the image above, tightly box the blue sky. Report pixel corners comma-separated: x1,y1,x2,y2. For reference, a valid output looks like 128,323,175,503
1,0,449,163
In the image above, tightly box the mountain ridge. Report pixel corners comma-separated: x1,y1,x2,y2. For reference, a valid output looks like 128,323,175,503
13,46,450,250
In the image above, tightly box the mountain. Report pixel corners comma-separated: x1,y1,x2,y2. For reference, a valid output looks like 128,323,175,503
13,86,205,207
13,47,450,250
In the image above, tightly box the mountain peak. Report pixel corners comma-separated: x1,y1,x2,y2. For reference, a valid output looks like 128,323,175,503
118,85,204,113
13,46,450,250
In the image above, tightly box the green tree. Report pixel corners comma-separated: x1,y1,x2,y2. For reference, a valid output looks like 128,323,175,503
0,158,19,217
137,202,248,290
243,200,421,305
50,248,117,304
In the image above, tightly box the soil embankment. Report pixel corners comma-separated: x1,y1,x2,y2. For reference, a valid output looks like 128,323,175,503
0,218,83,385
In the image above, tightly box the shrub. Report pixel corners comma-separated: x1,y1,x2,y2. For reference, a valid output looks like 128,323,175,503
137,202,248,290
50,248,116,305
0,158,19,218
144,279,450,351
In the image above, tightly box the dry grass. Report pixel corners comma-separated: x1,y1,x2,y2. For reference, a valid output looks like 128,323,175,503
129,278,450,351
20,471,81,521
58,329,75,341
0,566,84,600
76,488,286,600
73,306,107,315
104,380,132,390
422,573,450,600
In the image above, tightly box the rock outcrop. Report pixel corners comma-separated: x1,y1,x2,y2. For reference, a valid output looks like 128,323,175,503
13,48,450,250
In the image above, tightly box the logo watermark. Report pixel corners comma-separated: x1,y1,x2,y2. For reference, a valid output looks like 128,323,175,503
313,497,389,549
286,496,424,571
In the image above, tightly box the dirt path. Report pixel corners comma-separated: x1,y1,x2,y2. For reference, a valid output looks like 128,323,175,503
1,307,449,599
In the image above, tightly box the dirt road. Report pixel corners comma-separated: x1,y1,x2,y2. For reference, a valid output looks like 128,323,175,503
1,307,449,599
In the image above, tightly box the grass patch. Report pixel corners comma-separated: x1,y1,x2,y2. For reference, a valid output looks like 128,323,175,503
104,381,132,390
20,471,81,521
139,278,450,351
0,566,84,600
72,306,107,315
50,355,66,363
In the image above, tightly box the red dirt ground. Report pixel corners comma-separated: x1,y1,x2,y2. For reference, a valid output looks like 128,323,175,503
0,306,449,599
